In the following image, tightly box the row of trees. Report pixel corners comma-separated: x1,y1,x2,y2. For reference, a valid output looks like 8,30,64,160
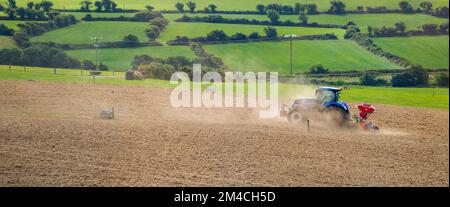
367,22,449,37
82,6,163,22
175,1,218,13
255,3,318,15
1,0,54,20
0,47,81,69
79,0,118,12
175,14,344,29
144,12,169,41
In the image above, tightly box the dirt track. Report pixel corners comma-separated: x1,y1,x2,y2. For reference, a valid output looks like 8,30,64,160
0,80,448,186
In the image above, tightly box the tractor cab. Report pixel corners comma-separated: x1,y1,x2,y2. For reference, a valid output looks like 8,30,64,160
315,87,342,104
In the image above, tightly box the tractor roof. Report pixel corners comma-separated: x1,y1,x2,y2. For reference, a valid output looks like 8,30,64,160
317,87,342,92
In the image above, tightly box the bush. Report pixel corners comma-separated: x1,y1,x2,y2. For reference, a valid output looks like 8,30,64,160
308,64,328,74
123,34,139,42
206,30,228,41
82,59,96,70
435,73,449,87
391,65,429,87
145,25,160,40
149,17,169,30
360,72,388,86
98,62,108,71
264,27,277,38
125,70,143,80
138,62,175,80
0,23,14,35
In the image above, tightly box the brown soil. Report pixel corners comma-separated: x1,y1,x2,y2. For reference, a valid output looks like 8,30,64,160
0,80,448,186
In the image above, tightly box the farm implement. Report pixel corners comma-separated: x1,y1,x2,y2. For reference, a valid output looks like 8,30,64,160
280,87,379,131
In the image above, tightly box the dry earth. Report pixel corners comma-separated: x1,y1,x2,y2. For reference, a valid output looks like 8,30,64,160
0,80,448,186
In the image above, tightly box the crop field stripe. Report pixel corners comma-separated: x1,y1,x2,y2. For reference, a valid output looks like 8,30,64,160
373,36,449,69
204,40,401,74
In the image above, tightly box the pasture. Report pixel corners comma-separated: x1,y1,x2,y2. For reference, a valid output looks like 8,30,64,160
373,36,449,69
159,22,346,42
31,21,149,44
65,46,196,71
204,40,401,74
164,13,449,33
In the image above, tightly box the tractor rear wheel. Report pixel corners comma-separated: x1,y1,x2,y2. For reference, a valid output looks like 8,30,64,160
324,106,349,127
288,110,307,124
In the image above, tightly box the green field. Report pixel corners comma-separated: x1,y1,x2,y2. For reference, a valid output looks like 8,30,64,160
160,22,346,42
374,36,449,69
0,36,18,48
204,40,401,74
1,65,448,109
31,21,149,44
66,46,196,71
164,13,449,33
14,0,450,12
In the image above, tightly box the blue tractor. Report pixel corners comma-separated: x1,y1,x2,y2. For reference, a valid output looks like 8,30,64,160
280,87,350,126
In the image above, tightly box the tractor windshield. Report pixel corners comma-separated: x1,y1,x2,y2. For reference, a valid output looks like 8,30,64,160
315,90,337,104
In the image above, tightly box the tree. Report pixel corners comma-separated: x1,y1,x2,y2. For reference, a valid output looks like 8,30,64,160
111,1,117,11
102,0,111,12
0,23,14,35
150,17,169,30
98,62,108,71
145,5,154,11
420,1,433,12
266,9,280,24
298,10,308,24
329,0,346,14
399,1,414,13
138,63,175,80
123,34,138,42
208,4,217,13
256,4,265,14
248,32,260,39
264,27,277,38
391,65,429,87
367,26,373,36
34,3,40,10
80,0,92,12
27,2,34,9
309,65,328,74
206,30,228,41
94,1,102,12
5,7,16,18
422,24,438,34
435,73,449,87
82,59,96,70
356,6,364,12
395,22,406,33
230,32,246,40
47,10,60,19
175,2,184,12
186,1,196,13
6,0,17,9
40,1,53,12
16,7,26,19
145,25,160,40
344,25,360,39
439,22,449,34
360,72,387,86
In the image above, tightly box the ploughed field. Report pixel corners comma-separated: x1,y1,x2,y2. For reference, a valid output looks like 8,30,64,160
0,80,448,186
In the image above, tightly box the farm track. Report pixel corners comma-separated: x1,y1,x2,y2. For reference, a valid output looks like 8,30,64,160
0,80,448,186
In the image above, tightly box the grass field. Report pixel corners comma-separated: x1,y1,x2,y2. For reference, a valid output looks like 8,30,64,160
1,65,448,109
31,21,149,44
374,36,449,69
160,22,346,42
204,40,401,74
164,13,449,33
0,36,18,49
66,46,196,71
14,0,450,12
